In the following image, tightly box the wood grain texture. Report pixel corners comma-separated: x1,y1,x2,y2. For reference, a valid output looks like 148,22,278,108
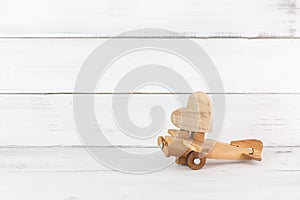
0,94,299,147
0,171,298,200
0,147,298,199
171,92,212,132
0,0,299,38
0,0,299,198
0,146,297,171
0,39,300,93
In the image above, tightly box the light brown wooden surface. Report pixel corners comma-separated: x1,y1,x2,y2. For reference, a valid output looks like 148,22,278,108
171,92,212,132
167,129,190,139
205,140,259,160
193,132,205,143
159,92,263,169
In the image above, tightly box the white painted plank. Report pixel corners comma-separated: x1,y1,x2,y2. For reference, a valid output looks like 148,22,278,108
0,147,298,171
0,0,298,38
0,169,298,200
0,94,299,146
0,39,300,93
0,147,298,199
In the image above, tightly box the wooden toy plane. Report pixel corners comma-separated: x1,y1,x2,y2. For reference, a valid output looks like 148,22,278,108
157,92,263,170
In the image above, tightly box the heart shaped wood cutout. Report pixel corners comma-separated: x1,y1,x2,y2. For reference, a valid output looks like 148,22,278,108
171,92,212,132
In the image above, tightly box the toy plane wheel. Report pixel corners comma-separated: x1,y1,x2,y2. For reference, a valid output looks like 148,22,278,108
187,151,206,170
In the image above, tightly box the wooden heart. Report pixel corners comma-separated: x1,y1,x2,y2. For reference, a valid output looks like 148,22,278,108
171,92,212,132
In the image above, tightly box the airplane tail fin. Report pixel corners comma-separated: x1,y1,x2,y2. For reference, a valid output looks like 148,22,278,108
230,139,263,161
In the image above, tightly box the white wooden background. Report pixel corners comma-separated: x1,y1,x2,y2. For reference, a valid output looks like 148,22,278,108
0,0,300,199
